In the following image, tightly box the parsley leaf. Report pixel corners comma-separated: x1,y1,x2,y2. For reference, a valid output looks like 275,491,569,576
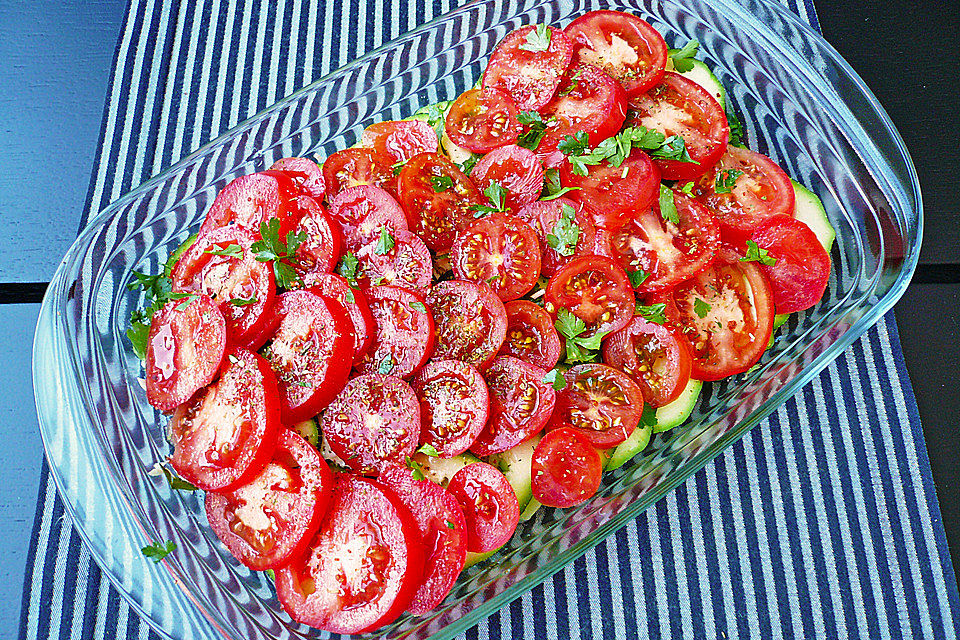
204,243,244,258
344,289,356,304
627,269,650,288
417,443,440,457
554,308,606,363
725,97,745,147
430,174,454,192
458,153,481,176
557,68,582,97
229,296,257,306
409,300,427,313
541,368,567,390
635,302,667,324
541,167,581,201
680,181,695,196
714,168,743,194
640,403,658,429
375,226,396,255
172,292,201,312
669,39,700,73
694,298,711,319
445,520,456,530
555,307,587,341
148,462,198,492
251,219,306,289
337,252,360,287
649,135,697,164
392,160,406,176
518,24,551,52
516,110,550,150
741,240,777,266
557,130,590,157
470,182,509,217
406,456,426,482
378,353,394,375
127,321,150,360
141,541,176,563
412,99,453,140
658,185,680,225
546,203,580,257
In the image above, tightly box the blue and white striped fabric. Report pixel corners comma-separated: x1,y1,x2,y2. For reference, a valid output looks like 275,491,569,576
20,1,959,638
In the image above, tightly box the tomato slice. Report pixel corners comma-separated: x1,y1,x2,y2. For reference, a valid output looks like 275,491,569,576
483,25,574,110
377,463,467,616
469,144,545,214
748,214,831,313
426,280,508,370
627,72,729,181
320,374,421,474
270,157,326,200
544,254,634,338
515,198,595,277
327,185,409,252
560,147,660,229
205,430,334,570
168,348,281,491
446,462,519,553
275,475,423,634
355,286,435,378
362,120,440,164
593,189,719,292
451,213,541,301
497,300,562,370
292,195,341,278
548,363,644,448
354,229,433,293
470,355,557,457
564,10,668,98
410,360,489,458
198,170,301,240
170,227,276,349
531,427,603,508
693,146,796,237
537,64,627,153
397,152,483,253
303,273,375,366
602,315,692,407
651,255,775,380
444,88,522,153
322,147,397,199
145,296,226,411
267,290,354,425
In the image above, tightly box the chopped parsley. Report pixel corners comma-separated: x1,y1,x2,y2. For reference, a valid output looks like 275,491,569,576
377,353,395,375
251,218,307,289
627,269,650,288
639,403,658,429
337,251,360,287
557,68,582,97
541,368,567,390
417,443,440,457
741,240,777,266
714,169,744,194
470,181,509,217
392,160,406,176
554,308,607,363
406,456,426,481
516,110,552,150
148,462,198,492
229,296,257,306
409,300,428,313
546,203,580,257
561,127,696,176
518,24,552,52
430,174,454,192
680,181,695,196
669,40,700,73
458,153,481,176
203,243,244,258
374,226,396,255
649,135,697,164
541,167,580,201
635,302,667,324
658,185,680,225
445,520,456,530
726,97,745,147
141,541,177,563
694,298,712,319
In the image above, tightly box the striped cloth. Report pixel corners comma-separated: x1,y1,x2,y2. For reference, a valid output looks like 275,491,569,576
20,0,959,638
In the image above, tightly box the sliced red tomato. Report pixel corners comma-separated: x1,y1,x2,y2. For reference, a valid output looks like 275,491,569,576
270,157,326,200
497,300,562,370
198,170,301,240
327,185,409,251
168,348,281,491
292,195,341,278
516,198,597,277
303,273,375,366
451,213,541,301
561,147,660,229
410,360,489,458
145,296,226,411
444,88,522,153
319,374,421,474
275,475,423,634
426,280,508,369
627,71,729,181
537,64,627,153
593,189,719,292
377,462,467,616
483,25,574,110
470,355,557,457
362,120,440,164
548,363,644,448
748,214,831,313
693,146,796,237
544,254,634,338
354,229,433,293
355,286,435,379
267,290,354,425
531,427,603,508
397,152,483,253
322,147,397,198
469,144,544,214
205,430,334,570
565,10,668,98
170,227,276,349
602,315,692,407
446,462,519,553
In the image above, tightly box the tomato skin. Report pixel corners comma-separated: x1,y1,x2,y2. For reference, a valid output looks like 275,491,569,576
516,198,597,277
410,360,489,458
267,290,354,425
292,195,341,278
561,148,661,230
445,88,522,153
426,280,508,370
470,355,557,457
198,170,301,240
398,153,484,253
483,25,574,110
451,213,542,302
497,300,562,370
469,144,545,214
627,72,729,181
446,462,519,553
205,430,333,570
544,254,635,338
145,296,226,411
356,286,435,379
322,147,397,199
537,64,628,152
531,427,603,508
319,374,421,474
354,229,433,293
169,348,281,491
548,363,645,448
602,315,693,408
565,10,668,98
327,185,409,251
303,273,375,366
362,119,440,164
377,463,467,616
748,214,831,313
270,157,326,200
275,475,424,634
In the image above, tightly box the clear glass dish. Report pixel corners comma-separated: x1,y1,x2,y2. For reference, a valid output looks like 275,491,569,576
32,0,921,638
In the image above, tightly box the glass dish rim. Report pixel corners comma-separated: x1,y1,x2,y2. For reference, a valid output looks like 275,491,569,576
32,0,923,637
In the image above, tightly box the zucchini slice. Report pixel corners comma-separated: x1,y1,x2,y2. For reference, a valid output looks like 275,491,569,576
488,435,540,512
791,179,835,253
667,58,725,106
290,418,320,448
654,378,703,433
415,451,481,488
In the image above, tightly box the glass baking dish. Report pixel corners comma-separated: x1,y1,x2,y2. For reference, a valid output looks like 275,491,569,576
32,0,921,638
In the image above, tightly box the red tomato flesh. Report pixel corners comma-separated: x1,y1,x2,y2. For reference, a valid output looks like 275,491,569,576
303,273,375,366
482,25,574,110
198,170,301,240
537,64,628,153
602,315,693,408
322,147,397,199
270,157,326,200
545,254,635,338
561,147,661,230
354,229,433,293
426,280,508,370
451,213,542,301
446,462,520,553
355,286,435,379
749,214,831,313
469,144,545,214
497,300,563,370
531,427,603,508
411,360,490,458
362,119,440,164
517,198,597,277
292,195,341,278
445,88,522,153
327,185,409,252
548,363,645,448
